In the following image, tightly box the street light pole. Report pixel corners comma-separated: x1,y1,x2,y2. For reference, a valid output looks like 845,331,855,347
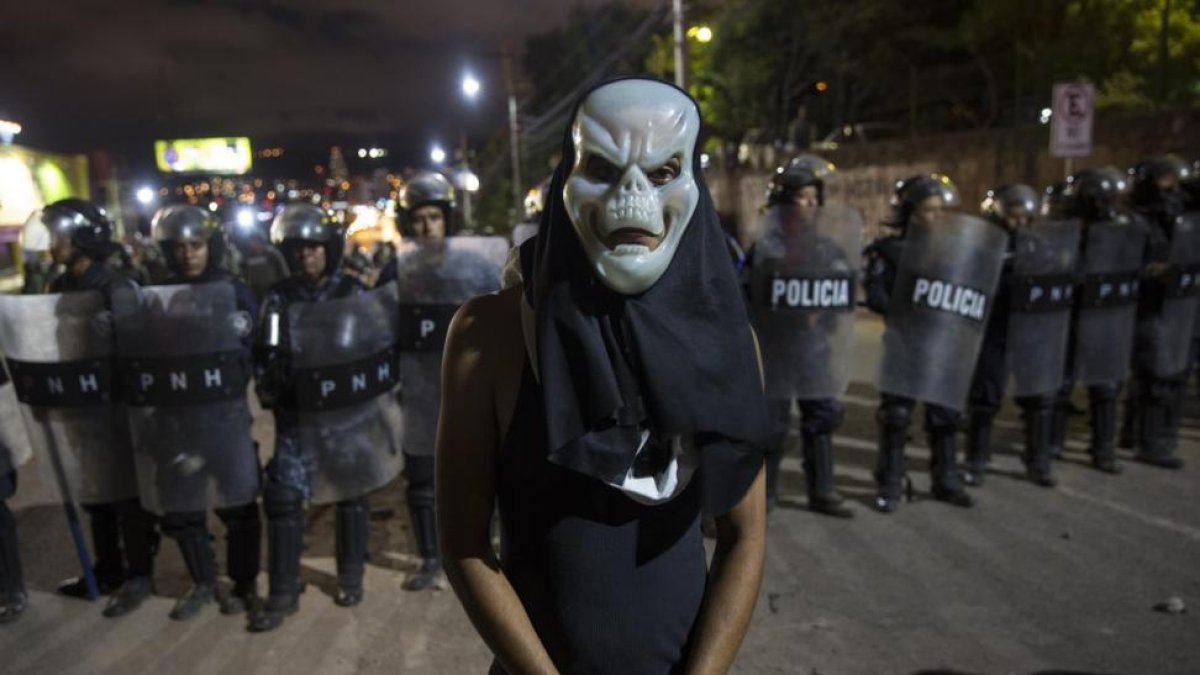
503,49,523,220
673,0,687,89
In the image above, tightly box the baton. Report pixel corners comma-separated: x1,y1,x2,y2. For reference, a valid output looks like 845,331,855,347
45,442,100,600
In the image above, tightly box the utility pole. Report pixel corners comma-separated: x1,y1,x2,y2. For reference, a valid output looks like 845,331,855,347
503,47,523,220
673,0,687,89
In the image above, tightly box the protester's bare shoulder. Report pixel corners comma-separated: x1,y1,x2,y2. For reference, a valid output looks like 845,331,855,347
445,286,525,396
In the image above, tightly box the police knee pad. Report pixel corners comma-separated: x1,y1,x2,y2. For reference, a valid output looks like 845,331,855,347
263,482,304,519
160,511,205,539
876,402,912,431
216,502,261,530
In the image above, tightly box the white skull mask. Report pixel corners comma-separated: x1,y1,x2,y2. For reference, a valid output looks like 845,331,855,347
563,80,701,295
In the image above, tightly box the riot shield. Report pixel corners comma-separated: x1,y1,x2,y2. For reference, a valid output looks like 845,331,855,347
0,372,33,478
1074,220,1146,385
1147,213,1200,377
877,214,1008,411
0,292,138,505
1006,219,1081,397
112,282,259,515
394,237,507,457
287,283,404,504
750,204,862,400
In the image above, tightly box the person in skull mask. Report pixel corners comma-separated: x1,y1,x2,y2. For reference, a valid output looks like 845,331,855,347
1051,168,1142,474
1124,156,1192,469
748,153,853,517
43,198,161,617
375,171,455,287
438,78,767,674
963,184,1066,487
248,203,371,632
862,175,975,512
148,205,262,619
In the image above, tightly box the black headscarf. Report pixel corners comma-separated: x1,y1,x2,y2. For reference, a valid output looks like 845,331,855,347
520,77,767,517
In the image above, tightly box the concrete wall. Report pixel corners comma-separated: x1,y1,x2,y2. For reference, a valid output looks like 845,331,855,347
709,108,1200,247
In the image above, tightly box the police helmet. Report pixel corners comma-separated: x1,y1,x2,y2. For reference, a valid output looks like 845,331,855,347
151,204,227,275
1129,155,1188,207
1061,168,1127,222
981,184,1039,225
41,198,116,261
891,173,959,226
767,154,836,207
270,203,344,273
401,171,455,214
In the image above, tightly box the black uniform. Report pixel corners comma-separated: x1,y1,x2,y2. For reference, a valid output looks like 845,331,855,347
251,272,370,627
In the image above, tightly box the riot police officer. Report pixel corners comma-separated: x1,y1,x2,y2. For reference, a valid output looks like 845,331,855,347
376,171,455,287
965,185,1074,487
864,175,976,512
44,198,161,617
1127,156,1194,469
148,205,263,620
751,154,854,517
249,204,372,632
1053,169,1144,474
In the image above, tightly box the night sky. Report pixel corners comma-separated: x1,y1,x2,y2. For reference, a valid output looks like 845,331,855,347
0,0,656,172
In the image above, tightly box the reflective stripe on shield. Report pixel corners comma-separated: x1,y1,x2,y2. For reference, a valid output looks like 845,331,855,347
1074,219,1146,385
112,283,259,515
1006,219,1081,397
877,214,1008,411
394,237,507,457
287,282,404,505
0,292,139,505
750,204,862,400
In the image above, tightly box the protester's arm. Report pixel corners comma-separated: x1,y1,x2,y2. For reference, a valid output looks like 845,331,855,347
436,292,560,675
685,467,767,675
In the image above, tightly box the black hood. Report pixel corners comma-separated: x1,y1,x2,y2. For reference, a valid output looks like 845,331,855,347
520,76,767,516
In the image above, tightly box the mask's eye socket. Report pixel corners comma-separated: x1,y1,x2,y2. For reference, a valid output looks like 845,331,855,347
584,155,623,184
647,157,682,187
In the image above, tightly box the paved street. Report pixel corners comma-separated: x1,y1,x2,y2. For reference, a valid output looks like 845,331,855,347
3,312,1198,674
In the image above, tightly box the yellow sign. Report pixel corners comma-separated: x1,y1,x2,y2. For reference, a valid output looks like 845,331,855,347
0,145,90,228
155,137,253,174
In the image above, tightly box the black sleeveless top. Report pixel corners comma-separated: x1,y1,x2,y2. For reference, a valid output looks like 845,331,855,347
492,363,708,675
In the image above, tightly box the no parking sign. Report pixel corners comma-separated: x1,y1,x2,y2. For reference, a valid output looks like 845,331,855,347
1050,82,1095,158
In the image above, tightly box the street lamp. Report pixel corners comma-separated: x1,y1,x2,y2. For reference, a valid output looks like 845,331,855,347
462,74,481,100
135,186,156,206
0,119,21,145
430,145,446,165
688,25,713,43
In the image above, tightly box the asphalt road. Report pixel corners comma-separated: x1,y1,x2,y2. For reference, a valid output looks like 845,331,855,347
2,312,1198,675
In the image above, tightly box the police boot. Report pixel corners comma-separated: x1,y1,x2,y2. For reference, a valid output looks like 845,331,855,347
962,409,992,487
334,499,368,607
1048,403,1068,460
0,503,27,624
1090,397,1124,474
1158,384,1186,469
802,434,852,518
248,486,305,633
1118,395,1137,450
873,426,908,514
102,575,154,618
169,532,217,621
1134,399,1182,470
59,506,125,598
403,505,444,591
1022,406,1057,487
219,503,261,615
928,431,974,508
